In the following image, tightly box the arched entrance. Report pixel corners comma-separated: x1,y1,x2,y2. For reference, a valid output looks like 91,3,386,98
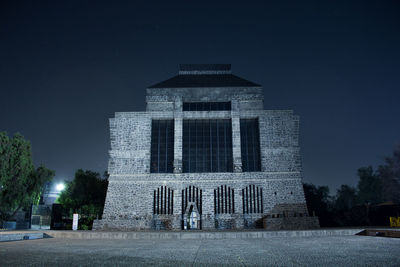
183,202,200,230
181,185,202,230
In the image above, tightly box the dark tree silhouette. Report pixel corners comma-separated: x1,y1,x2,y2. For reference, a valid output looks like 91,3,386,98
335,185,357,211
57,169,108,229
0,132,54,225
303,183,335,227
357,166,382,205
378,145,400,204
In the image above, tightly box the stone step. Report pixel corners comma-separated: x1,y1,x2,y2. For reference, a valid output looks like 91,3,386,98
0,232,45,242
42,229,365,240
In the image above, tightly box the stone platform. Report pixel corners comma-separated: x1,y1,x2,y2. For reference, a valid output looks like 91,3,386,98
1,232,400,266
0,231,46,242
45,229,365,239
1,228,366,242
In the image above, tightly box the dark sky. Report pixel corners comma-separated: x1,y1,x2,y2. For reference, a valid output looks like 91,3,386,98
1,1,399,193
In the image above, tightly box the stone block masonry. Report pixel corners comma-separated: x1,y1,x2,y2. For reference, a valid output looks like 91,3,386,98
93,64,318,231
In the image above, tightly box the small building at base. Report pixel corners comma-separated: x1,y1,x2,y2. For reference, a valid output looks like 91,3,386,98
93,64,319,230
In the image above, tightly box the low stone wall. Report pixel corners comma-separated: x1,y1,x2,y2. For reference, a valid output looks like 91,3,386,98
43,228,366,240
268,203,309,216
152,215,181,230
243,214,264,228
263,216,320,230
0,232,44,242
94,213,263,231
214,214,245,229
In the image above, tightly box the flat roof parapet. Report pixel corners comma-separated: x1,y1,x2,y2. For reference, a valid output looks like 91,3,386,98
179,64,232,75
148,64,260,88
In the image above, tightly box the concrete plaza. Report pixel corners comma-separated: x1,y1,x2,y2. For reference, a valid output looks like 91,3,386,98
1,234,400,266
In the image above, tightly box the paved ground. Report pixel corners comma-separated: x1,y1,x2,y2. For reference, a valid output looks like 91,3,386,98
1,235,399,266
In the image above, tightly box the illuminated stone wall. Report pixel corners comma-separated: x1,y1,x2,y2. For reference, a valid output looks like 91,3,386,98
94,65,312,231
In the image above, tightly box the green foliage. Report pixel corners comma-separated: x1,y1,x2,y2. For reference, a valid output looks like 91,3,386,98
304,146,400,227
0,132,54,222
357,166,382,205
57,169,108,225
303,183,332,212
378,145,400,204
333,184,364,226
303,183,335,226
335,185,357,211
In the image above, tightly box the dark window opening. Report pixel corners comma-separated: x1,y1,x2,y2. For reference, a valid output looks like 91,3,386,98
183,102,231,111
151,120,174,173
181,185,202,215
240,118,261,172
183,119,233,173
242,185,263,214
214,185,235,214
153,186,174,214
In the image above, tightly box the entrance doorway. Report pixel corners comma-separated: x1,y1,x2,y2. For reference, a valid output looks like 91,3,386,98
189,208,198,229
183,202,200,230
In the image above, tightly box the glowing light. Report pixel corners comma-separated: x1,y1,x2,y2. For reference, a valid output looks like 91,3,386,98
56,183,65,191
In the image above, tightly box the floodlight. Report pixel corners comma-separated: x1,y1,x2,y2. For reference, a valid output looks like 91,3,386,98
56,183,65,191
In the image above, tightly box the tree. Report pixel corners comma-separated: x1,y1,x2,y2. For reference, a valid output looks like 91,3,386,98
303,183,335,226
357,166,382,205
378,145,400,203
335,184,357,211
0,132,54,225
57,169,108,225
333,184,362,226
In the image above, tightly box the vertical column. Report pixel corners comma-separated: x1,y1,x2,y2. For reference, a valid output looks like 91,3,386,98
235,187,244,229
232,117,242,172
172,94,183,229
231,99,242,172
201,189,215,229
172,185,181,229
174,97,183,173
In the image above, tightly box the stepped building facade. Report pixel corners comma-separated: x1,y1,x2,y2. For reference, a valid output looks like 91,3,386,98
94,64,318,230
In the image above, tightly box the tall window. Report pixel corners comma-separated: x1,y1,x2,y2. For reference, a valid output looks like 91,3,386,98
151,120,174,173
183,119,233,173
240,118,261,172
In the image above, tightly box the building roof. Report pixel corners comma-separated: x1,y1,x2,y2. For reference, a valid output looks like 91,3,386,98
179,64,231,72
148,64,261,88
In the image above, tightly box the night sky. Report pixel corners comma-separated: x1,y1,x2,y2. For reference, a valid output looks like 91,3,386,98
1,1,399,192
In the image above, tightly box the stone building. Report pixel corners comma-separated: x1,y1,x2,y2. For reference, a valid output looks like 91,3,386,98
94,64,318,230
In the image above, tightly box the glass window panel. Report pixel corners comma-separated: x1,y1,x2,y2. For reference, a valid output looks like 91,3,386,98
221,102,227,110
183,103,190,111
183,119,233,173
240,119,261,172
182,102,231,111
150,120,174,173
